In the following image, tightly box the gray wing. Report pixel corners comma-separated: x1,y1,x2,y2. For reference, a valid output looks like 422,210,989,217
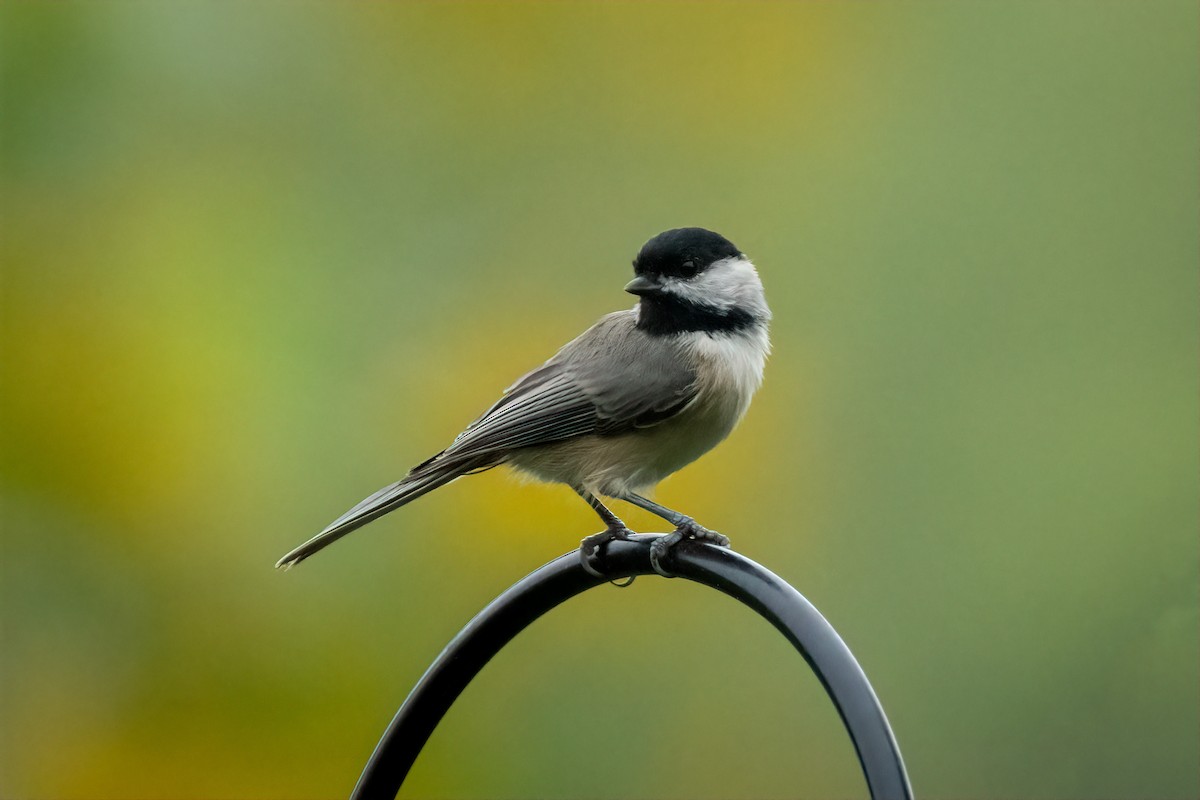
434,311,696,462
275,311,694,569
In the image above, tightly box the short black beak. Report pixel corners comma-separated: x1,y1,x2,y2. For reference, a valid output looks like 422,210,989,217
624,275,661,297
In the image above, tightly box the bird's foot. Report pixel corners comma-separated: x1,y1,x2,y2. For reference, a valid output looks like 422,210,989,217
649,518,730,578
580,526,635,579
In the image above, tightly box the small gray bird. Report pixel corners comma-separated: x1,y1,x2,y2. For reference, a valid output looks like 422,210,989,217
276,227,771,576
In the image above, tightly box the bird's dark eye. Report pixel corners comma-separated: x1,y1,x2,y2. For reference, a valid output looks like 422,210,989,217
679,260,698,278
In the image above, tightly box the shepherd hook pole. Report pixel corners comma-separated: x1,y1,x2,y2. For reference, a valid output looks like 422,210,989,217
350,534,914,800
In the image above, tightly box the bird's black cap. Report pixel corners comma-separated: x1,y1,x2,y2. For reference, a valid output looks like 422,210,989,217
633,228,742,279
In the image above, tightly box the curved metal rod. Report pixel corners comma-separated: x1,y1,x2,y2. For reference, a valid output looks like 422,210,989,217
350,534,914,800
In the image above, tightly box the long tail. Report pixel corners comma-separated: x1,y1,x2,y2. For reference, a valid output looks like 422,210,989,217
275,456,493,569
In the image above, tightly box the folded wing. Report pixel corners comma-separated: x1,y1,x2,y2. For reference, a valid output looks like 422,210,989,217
276,311,696,567
440,310,698,459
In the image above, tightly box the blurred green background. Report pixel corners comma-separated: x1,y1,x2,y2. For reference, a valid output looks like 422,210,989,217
2,2,1197,798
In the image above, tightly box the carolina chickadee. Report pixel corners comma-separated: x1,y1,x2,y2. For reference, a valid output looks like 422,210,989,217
276,227,771,576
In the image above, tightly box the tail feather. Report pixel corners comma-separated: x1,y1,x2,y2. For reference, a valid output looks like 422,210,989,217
275,457,489,569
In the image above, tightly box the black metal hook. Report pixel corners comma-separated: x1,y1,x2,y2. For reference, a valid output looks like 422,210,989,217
350,534,914,799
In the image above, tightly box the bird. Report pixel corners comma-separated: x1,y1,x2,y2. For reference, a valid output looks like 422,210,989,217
275,227,771,577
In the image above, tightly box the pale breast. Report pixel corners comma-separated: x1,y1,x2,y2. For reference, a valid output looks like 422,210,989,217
509,323,770,495
607,323,771,490
685,324,770,420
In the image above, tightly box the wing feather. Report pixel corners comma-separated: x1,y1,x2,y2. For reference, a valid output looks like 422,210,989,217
277,311,697,567
432,311,696,463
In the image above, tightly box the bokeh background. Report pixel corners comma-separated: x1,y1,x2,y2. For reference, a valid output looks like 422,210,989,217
2,2,1197,798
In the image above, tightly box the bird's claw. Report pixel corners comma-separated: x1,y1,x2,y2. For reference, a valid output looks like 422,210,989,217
579,526,634,579
649,531,684,577
649,519,729,578
582,520,730,580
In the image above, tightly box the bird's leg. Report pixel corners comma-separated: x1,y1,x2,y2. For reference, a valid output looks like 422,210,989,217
575,487,635,579
619,492,730,577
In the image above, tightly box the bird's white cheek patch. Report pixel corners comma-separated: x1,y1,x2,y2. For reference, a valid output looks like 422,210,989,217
665,257,769,319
